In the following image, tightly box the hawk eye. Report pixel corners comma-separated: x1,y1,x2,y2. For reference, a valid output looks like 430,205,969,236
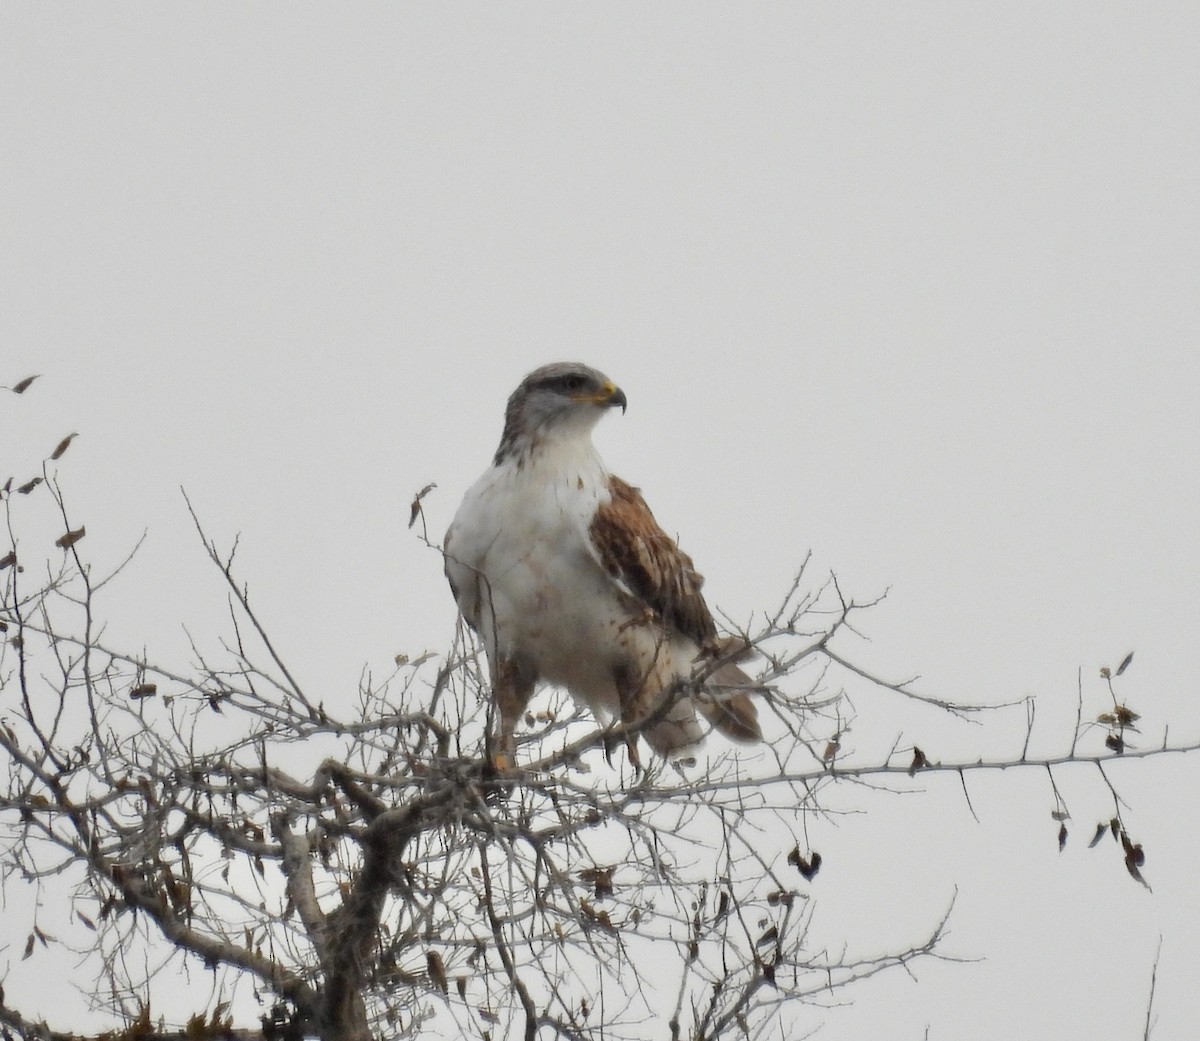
562,374,587,392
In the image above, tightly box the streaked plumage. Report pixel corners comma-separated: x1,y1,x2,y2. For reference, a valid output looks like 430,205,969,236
444,362,761,770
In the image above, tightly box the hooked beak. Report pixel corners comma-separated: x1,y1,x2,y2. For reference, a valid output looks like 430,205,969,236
576,381,627,413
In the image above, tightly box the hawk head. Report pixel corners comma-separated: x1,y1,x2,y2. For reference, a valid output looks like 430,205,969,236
494,362,627,466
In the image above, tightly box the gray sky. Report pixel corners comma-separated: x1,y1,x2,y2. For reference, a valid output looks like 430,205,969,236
3,5,1199,1038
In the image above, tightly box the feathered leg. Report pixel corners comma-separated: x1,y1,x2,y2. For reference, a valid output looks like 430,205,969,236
490,657,536,773
611,663,649,772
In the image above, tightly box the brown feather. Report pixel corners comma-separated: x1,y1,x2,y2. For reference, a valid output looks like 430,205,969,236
589,476,718,650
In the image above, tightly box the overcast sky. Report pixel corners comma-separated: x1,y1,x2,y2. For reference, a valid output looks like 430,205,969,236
2,5,1199,1039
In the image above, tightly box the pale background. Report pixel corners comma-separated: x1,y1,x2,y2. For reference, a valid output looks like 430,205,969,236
2,4,1199,1038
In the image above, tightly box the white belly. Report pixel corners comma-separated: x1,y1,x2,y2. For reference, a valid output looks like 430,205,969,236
445,452,639,716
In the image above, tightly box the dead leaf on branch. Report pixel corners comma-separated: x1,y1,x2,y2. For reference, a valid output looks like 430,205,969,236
908,746,929,776
787,845,822,880
11,375,39,394
55,526,86,550
715,890,730,921
1114,705,1139,726
579,899,616,932
1116,651,1134,676
409,482,437,529
755,924,779,950
578,865,615,900
427,950,448,995
1120,830,1148,886
49,432,78,460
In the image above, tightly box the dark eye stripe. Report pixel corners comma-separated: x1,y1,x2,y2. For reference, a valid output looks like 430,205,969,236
541,373,590,393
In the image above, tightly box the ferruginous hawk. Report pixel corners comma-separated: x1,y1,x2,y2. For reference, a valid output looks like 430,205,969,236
444,362,762,770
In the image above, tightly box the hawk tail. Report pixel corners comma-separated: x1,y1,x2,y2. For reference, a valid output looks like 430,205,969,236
698,659,763,744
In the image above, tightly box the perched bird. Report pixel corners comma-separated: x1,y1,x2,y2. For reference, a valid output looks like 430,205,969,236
444,362,762,770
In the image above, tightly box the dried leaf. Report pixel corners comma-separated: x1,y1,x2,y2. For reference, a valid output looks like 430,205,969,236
1105,733,1125,754
760,954,777,986
579,899,616,932
908,746,929,776
1115,705,1139,726
17,477,42,495
49,433,78,460
1119,830,1145,864
408,482,437,529
715,890,730,921
1100,666,1111,679
1115,651,1134,676
12,375,40,394
822,739,840,763
1058,823,1068,851
427,951,448,994
788,847,822,881
55,526,86,550
801,851,822,880
755,924,779,950
129,683,158,700
1123,836,1147,885
579,866,615,900
22,933,34,960
0,551,15,570
456,976,467,1000
1050,809,1069,822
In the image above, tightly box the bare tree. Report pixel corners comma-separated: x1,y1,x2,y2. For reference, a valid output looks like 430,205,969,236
0,379,1190,1040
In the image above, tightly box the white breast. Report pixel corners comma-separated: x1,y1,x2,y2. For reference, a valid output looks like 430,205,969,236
445,442,634,716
